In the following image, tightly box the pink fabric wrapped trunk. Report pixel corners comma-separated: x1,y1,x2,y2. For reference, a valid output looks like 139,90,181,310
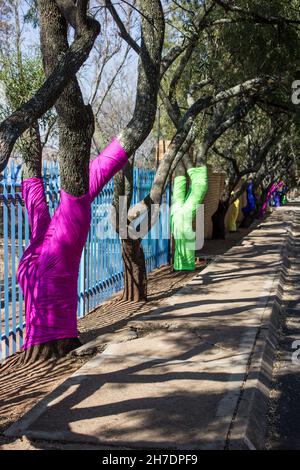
259,181,284,218
18,138,128,350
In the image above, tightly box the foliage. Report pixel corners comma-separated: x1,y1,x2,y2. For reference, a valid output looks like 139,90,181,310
0,1,57,156
157,0,300,187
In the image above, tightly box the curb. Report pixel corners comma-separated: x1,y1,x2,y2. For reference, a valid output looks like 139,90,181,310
227,209,296,450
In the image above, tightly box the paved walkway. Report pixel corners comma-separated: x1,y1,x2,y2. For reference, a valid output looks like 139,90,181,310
267,206,300,449
3,208,297,450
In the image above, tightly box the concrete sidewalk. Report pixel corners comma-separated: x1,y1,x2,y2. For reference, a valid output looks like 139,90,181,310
3,208,297,450
267,206,300,449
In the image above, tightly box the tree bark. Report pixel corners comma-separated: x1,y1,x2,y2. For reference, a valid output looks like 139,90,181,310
121,239,147,302
38,0,94,196
117,0,165,156
212,200,229,240
239,213,253,228
19,338,81,365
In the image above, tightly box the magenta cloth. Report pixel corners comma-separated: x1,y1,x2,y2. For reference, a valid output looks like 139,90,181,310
259,181,284,218
18,138,128,350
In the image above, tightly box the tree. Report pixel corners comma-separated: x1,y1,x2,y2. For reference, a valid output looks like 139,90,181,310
201,0,300,236
13,0,165,363
252,131,296,218
117,0,278,293
158,42,265,266
85,1,136,152
210,112,287,237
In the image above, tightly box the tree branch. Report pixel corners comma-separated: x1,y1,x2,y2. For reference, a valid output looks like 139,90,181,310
105,0,140,54
127,77,268,222
215,0,300,25
38,0,99,195
116,0,165,157
196,98,256,165
212,146,240,176
0,0,100,172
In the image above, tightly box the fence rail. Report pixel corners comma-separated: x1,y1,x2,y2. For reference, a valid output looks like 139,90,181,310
0,161,171,361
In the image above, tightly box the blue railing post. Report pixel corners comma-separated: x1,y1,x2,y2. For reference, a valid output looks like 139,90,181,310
3,167,10,358
17,170,24,349
10,161,17,354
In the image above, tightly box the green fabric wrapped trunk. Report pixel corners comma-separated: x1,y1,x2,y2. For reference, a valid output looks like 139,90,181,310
171,167,208,271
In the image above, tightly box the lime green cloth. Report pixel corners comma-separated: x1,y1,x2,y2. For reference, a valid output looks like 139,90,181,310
171,167,208,271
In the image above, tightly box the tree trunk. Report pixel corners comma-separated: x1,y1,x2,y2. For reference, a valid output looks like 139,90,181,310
212,201,229,240
239,214,252,228
121,239,147,302
18,338,81,365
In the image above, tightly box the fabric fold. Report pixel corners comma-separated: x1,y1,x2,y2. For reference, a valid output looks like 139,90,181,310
171,166,208,271
18,138,128,350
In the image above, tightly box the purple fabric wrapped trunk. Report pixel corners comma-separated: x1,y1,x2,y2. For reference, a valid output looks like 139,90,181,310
18,138,128,350
242,183,256,217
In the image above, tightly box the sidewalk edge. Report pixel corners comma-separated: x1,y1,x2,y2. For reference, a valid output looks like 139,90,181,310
227,210,295,450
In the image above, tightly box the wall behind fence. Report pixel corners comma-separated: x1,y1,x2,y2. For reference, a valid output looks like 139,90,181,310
0,162,171,361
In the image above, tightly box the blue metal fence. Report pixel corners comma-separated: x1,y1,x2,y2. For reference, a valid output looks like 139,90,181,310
0,161,171,361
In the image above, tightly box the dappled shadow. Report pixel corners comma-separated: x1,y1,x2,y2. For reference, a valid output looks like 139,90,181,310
78,265,204,343
79,234,285,342
0,264,200,439
0,353,84,437
6,324,257,450
1,210,293,449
